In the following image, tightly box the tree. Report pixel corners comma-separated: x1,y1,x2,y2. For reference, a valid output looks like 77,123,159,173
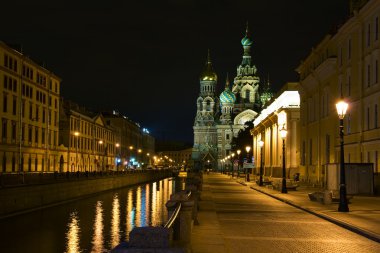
231,120,254,162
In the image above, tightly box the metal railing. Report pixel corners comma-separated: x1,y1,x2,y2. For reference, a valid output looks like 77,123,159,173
164,190,192,228
164,202,182,228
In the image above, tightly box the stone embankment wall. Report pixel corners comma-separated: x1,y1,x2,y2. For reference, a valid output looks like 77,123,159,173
0,170,172,218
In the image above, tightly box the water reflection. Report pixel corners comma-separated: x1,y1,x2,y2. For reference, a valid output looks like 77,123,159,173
91,201,104,253
126,190,134,240
65,212,81,253
0,178,176,253
110,195,120,249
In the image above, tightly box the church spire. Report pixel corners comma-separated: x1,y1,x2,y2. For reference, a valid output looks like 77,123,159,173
241,22,253,66
200,49,217,81
225,72,230,89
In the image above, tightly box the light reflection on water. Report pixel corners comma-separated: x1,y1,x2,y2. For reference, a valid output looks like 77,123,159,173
65,212,81,253
0,177,176,253
78,177,172,252
110,195,120,249
91,201,104,253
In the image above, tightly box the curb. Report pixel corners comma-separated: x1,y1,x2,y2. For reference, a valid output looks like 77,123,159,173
245,183,380,243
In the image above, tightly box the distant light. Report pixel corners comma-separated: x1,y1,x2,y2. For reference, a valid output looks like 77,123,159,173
117,159,121,163
142,128,150,134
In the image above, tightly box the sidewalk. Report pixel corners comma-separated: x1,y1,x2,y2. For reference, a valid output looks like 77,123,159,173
191,173,380,253
242,177,380,242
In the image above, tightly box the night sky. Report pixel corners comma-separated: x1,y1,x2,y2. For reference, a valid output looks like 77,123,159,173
1,0,348,143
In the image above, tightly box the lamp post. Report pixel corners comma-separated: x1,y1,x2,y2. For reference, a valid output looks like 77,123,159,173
245,146,251,182
99,140,104,171
115,143,120,171
280,126,287,193
336,99,349,212
237,150,241,178
231,153,235,177
74,131,79,172
138,149,142,168
227,155,231,175
258,140,264,186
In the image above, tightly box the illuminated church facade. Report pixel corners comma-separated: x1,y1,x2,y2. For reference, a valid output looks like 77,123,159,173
192,26,272,170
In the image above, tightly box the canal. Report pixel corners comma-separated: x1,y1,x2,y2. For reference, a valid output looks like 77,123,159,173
0,177,176,253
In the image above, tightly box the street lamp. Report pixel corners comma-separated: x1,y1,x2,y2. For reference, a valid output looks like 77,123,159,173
74,131,79,171
245,146,251,182
258,140,264,186
99,140,104,171
237,149,241,178
280,125,287,193
115,143,120,171
231,153,235,177
336,99,349,212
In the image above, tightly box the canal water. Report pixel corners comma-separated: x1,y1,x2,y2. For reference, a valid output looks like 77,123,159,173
0,177,176,253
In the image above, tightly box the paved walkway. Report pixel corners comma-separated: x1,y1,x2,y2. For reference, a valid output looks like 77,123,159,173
191,173,380,253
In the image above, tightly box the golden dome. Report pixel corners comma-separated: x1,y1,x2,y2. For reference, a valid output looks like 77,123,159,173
200,50,217,81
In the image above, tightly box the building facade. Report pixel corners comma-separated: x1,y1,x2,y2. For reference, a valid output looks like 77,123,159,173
59,100,116,172
0,41,61,172
102,110,155,169
192,26,270,170
251,83,301,178
296,0,380,184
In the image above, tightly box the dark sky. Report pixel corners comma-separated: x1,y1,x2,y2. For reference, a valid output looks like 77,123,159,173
1,0,348,143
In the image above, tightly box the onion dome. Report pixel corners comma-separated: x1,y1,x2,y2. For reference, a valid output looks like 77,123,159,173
220,74,236,104
241,22,253,46
200,50,217,81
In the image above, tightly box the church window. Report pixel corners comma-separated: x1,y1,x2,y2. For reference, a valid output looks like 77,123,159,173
206,101,211,111
245,90,250,102
226,134,230,140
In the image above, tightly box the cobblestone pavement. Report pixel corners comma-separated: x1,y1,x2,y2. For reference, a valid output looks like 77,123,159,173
191,173,380,253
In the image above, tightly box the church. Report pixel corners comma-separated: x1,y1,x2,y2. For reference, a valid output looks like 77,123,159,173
192,26,272,171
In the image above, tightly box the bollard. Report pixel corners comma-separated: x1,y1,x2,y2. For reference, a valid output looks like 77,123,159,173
166,191,194,248
185,185,199,225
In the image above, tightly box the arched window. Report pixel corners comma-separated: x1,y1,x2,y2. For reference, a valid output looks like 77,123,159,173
2,154,6,172
206,101,211,111
245,90,250,102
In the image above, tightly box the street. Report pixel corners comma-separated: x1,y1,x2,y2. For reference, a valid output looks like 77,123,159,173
191,173,380,253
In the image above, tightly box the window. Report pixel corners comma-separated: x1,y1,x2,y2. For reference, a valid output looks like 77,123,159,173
376,17,379,41
376,60,378,84
28,126,32,143
20,100,24,118
35,128,38,144
35,105,39,121
42,108,45,123
226,134,230,140
3,93,7,113
368,107,371,130
368,23,371,47
347,75,351,96
42,128,45,145
11,121,16,142
348,39,351,60
375,104,378,128
245,90,250,102
21,124,25,142
2,119,7,140
368,64,371,87
2,155,6,172
347,114,351,134
12,96,16,115
29,103,33,120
